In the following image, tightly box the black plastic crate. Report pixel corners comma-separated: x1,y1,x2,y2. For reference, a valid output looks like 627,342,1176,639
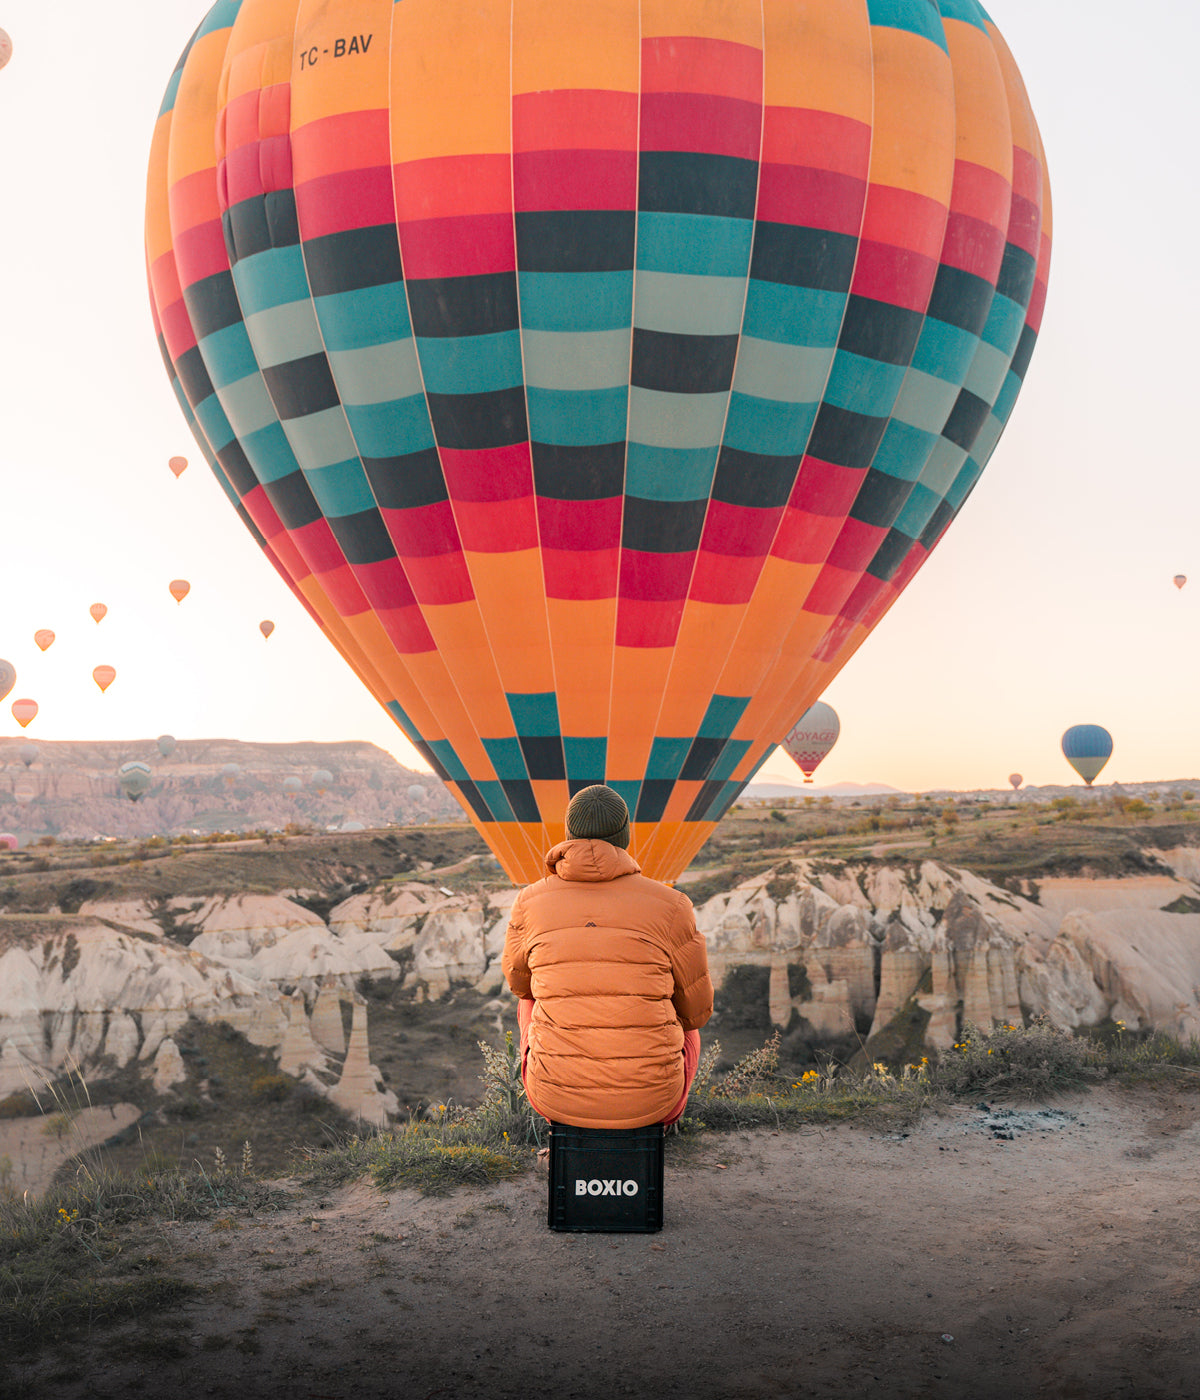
547,1122,665,1233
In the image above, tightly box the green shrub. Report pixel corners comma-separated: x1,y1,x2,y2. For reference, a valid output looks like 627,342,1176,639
249,1073,292,1103
709,1029,780,1098
0,1093,37,1121
935,1019,1098,1097
685,1037,938,1132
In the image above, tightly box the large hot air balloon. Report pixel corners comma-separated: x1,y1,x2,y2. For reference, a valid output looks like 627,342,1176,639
1008,772,1022,791
0,660,14,704
147,0,1050,883
169,455,189,478
169,578,191,604
1173,574,1187,591
1062,725,1113,787
158,734,177,758
781,701,840,784
93,666,117,693
19,744,38,769
118,761,154,802
259,620,275,640
11,699,37,729
89,603,107,624
33,630,55,652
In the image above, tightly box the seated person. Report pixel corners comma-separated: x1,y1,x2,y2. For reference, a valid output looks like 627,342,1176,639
502,784,713,1129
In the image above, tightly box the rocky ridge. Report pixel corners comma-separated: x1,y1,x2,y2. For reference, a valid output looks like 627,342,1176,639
0,737,458,842
4,848,1200,1141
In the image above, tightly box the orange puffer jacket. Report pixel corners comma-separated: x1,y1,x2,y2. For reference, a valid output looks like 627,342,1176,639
502,838,713,1129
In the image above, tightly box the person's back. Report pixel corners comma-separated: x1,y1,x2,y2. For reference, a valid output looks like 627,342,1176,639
503,786,713,1130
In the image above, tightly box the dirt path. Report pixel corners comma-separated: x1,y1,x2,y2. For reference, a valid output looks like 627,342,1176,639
12,1081,1200,1399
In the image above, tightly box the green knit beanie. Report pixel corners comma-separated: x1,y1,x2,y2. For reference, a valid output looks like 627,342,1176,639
565,784,630,849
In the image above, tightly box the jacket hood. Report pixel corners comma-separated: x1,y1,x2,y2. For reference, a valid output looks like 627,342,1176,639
545,838,642,883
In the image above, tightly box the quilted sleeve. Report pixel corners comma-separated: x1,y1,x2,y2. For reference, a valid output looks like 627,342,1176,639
502,888,532,1000
668,895,713,1032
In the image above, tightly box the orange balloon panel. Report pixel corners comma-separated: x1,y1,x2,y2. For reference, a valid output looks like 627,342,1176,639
147,0,1049,883
93,666,116,693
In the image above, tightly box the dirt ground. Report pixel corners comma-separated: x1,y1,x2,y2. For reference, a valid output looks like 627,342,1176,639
10,1080,1200,1400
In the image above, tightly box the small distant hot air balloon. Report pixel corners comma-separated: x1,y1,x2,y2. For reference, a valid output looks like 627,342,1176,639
157,734,176,758
0,30,12,71
311,769,333,794
221,762,241,786
0,660,15,704
1062,725,1113,787
11,699,37,729
407,783,425,803
14,783,34,807
90,603,107,624
1008,773,1023,791
1173,574,1187,591
341,820,365,833
0,834,18,852
19,744,38,769
169,579,191,604
781,702,841,784
33,630,55,652
93,666,116,693
118,761,153,803
168,455,188,478
259,620,275,640
282,775,302,793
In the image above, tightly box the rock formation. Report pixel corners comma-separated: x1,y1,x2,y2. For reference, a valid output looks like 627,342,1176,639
0,911,395,1122
327,1003,398,1126
6,847,1200,1124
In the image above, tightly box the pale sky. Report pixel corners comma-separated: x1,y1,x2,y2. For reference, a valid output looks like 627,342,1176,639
0,1,1193,795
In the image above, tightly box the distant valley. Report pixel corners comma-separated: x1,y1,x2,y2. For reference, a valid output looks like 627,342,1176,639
0,737,459,843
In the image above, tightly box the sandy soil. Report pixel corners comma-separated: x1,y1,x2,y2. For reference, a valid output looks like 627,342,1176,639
1037,877,1189,918
0,1106,141,1198
11,1080,1200,1400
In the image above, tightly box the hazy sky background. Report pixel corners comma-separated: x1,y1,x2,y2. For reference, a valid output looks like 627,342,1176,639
0,1,1193,795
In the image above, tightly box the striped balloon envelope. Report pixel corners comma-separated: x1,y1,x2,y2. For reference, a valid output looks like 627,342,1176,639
145,0,1050,884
